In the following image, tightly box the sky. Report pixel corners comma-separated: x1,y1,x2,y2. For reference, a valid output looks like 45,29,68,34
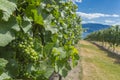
73,0,120,25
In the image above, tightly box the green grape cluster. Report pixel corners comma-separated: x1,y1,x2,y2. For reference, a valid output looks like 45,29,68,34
10,33,39,63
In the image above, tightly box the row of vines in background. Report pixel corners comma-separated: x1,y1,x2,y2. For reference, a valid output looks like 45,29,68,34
0,0,82,80
85,25,120,51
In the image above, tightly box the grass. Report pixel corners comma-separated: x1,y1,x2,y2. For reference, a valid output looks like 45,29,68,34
80,40,120,80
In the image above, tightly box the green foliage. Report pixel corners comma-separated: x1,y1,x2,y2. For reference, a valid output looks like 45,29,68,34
0,58,8,75
0,0,16,21
0,16,19,47
0,58,11,80
85,25,120,47
0,0,82,80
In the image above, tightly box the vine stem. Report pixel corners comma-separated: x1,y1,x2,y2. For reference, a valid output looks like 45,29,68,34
49,71,62,80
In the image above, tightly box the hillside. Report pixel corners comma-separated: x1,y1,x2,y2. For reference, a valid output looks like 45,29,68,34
82,23,110,38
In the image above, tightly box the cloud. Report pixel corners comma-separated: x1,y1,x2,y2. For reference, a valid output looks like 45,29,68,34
105,20,115,23
82,21,87,24
76,12,120,19
82,20,96,24
112,14,120,17
72,0,82,3
105,20,120,25
82,19,120,25
113,22,120,25
75,0,82,2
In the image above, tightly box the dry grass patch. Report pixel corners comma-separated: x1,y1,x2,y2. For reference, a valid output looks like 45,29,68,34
80,40,120,80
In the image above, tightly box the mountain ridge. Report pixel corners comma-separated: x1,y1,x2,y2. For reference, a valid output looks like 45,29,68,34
82,23,111,38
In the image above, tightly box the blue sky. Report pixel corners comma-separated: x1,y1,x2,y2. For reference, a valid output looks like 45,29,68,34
73,0,120,25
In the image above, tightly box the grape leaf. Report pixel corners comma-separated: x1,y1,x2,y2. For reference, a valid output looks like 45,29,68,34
44,67,54,79
59,69,68,78
45,25,58,34
44,43,54,55
0,0,16,21
22,20,32,33
6,59,19,77
0,16,19,47
0,72,11,80
44,14,58,34
0,58,8,75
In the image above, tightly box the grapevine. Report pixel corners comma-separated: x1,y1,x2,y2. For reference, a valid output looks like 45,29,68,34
85,25,120,51
0,0,82,80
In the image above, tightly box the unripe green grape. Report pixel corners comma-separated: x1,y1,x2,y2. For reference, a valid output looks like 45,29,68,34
29,42,33,45
29,37,33,41
27,45,32,48
10,34,39,63
18,44,22,48
24,41,27,45
31,44,34,47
